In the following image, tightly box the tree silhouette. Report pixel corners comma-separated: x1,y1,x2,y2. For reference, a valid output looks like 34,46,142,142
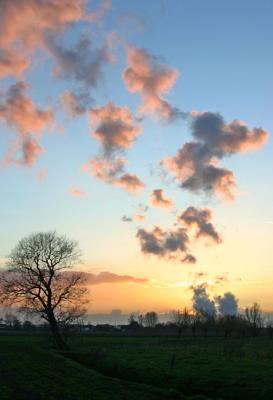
144,311,158,328
245,302,263,336
0,231,88,349
170,308,191,338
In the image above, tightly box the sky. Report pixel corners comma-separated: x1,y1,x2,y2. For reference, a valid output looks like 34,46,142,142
0,0,272,314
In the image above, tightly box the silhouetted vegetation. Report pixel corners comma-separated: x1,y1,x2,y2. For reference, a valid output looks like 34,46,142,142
0,232,89,349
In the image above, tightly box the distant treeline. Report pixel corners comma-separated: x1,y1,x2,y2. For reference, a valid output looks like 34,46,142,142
1,303,273,338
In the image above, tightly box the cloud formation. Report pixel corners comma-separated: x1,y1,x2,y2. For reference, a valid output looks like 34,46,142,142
36,168,47,182
115,173,145,193
21,137,43,167
84,102,144,193
215,292,238,316
0,0,89,78
136,206,221,263
83,271,148,285
136,226,195,263
0,0,86,46
134,214,145,221
0,82,53,135
0,48,29,78
192,284,216,316
48,37,111,88
164,112,269,200
0,82,53,166
150,189,173,208
90,102,141,152
123,45,181,120
68,185,86,197
178,206,221,243
82,156,124,181
61,90,93,116
0,0,111,81
122,216,133,222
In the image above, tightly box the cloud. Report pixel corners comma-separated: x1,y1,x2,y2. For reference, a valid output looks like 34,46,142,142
215,292,238,316
150,189,173,208
0,82,53,166
122,213,146,223
36,168,47,182
136,226,195,263
178,206,221,243
115,173,145,193
164,112,269,200
68,185,86,197
0,0,111,78
122,216,133,222
82,157,144,194
0,0,87,48
138,203,149,213
0,0,88,78
0,48,29,78
84,102,144,193
123,45,182,120
192,284,216,316
215,274,229,286
83,271,148,285
82,156,125,182
47,36,111,88
0,82,53,135
89,102,141,152
21,137,43,167
136,206,221,263
134,214,145,221
61,90,93,116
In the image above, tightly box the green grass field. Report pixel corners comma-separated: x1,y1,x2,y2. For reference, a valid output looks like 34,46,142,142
1,334,273,399
65,335,273,400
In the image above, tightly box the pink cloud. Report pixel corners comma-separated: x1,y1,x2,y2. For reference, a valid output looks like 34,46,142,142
83,101,144,193
123,45,179,119
0,0,111,79
0,82,53,167
36,168,47,182
0,1,87,49
0,48,29,78
150,189,173,208
68,185,86,197
115,173,145,194
0,82,53,135
134,214,145,221
82,156,125,182
89,102,141,151
61,90,92,116
83,271,148,285
21,137,43,167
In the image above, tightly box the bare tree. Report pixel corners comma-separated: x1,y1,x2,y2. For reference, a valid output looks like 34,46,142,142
170,307,191,338
245,302,263,336
138,313,144,327
0,231,89,349
144,311,158,328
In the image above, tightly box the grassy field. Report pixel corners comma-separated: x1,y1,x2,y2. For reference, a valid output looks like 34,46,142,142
0,334,206,400
67,335,273,400
1,334,273,399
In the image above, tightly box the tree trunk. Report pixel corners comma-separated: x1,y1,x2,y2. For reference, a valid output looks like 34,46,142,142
47,312,68,350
